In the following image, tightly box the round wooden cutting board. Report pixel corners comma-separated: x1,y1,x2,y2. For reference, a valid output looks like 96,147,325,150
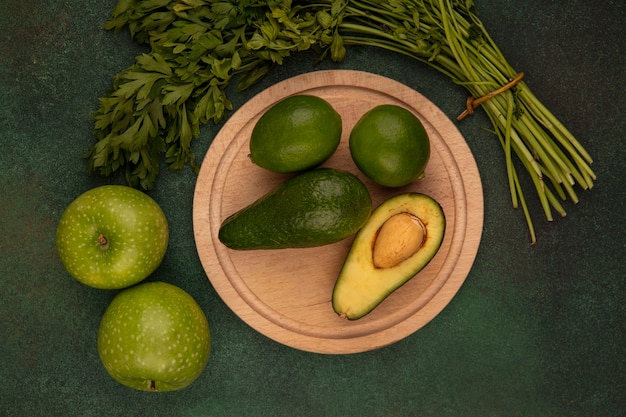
193,70,483,354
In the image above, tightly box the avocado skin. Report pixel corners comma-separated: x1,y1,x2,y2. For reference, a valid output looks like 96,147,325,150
332,193,446,320
218,168,372,250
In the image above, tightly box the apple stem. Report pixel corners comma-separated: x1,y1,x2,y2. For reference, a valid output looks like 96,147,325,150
150,380,157,391
97,233,109,250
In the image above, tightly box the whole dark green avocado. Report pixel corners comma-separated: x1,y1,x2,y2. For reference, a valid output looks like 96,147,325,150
218,168,372,250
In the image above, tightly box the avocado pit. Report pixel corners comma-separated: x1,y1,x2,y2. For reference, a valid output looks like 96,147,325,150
373,212,426,268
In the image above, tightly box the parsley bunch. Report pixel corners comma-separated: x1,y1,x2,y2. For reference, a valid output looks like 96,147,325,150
87,0,595,243
87,0,337,189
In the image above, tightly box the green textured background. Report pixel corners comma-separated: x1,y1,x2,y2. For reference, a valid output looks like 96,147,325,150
1,1,624,416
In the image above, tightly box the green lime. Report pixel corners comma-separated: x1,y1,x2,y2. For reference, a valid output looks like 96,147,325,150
349,104,430,187
249,95,342,173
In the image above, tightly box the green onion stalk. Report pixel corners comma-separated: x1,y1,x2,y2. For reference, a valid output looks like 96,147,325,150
87,0,595,244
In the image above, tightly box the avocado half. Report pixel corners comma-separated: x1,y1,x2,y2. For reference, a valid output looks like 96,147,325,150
332,193,446,320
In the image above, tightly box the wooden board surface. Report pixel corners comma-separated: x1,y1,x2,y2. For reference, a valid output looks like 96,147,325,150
192,70,483,354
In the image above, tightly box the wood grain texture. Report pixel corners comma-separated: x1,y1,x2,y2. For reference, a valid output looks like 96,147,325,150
192,70,483,354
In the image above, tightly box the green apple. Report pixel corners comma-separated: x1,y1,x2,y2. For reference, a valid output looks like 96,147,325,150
98,281,211,392
56,185,169,289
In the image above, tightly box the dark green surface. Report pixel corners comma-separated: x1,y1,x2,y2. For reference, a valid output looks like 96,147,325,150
1,1,624,416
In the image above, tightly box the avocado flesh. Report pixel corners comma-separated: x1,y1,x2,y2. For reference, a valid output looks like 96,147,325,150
332,193,446,320
218,168,372,250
